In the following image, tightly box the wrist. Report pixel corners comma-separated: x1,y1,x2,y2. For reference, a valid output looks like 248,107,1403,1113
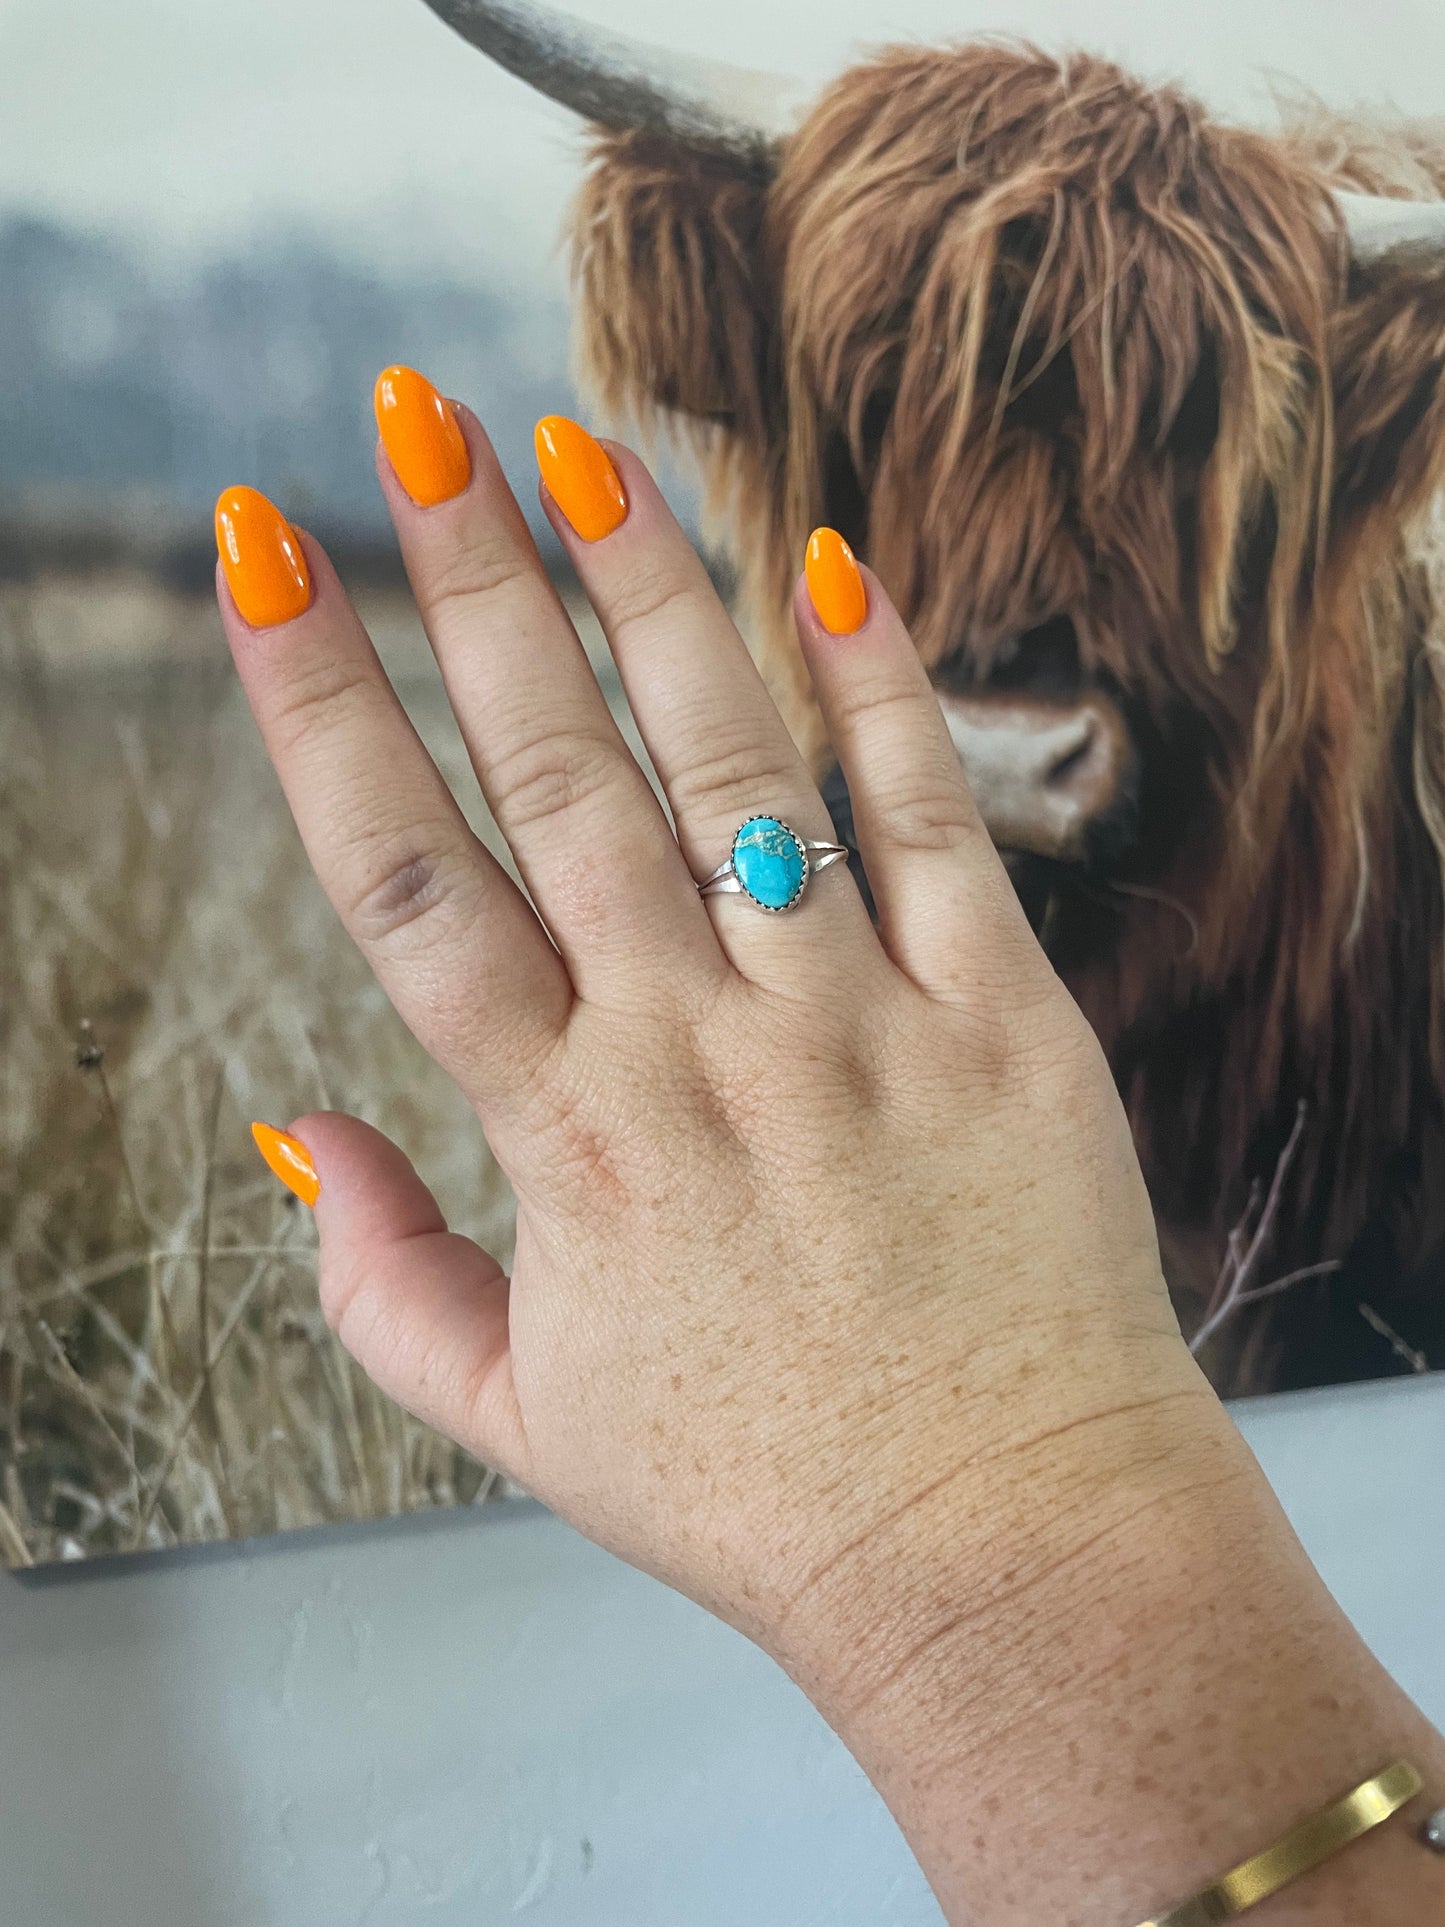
769,1374,1445,1924
771,1343,1237,1734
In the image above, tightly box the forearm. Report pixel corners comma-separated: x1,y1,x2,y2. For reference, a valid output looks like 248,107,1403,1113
778,1394,1445,1926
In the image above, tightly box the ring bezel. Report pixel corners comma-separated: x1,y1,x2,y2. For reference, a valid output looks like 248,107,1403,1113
697,816,850,910
730,815,809,913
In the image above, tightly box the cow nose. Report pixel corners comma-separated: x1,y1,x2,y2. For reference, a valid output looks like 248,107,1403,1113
936,690,1132,861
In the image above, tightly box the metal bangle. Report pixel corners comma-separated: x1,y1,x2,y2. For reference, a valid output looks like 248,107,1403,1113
1136,1760,1425,1926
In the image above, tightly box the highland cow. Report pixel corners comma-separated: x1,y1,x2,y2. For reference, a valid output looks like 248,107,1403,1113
419,1,1445,1395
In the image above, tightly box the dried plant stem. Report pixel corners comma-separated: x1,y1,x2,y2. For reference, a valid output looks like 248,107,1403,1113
79,1029,151,1242
132,1254,276,1545
0,1498,33,1568
1358,1303,1429,1373
31,1319,141,1482
1190,1101,1342,1357
195,1065,240,1536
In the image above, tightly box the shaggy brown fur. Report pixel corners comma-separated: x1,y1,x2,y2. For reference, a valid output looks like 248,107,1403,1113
566,43,1445,1393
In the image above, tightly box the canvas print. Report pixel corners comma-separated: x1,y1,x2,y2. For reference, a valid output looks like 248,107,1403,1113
4,0,1444,1568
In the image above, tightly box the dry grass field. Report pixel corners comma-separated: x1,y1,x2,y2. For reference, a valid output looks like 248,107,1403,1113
4,545,1388,1569
0,565,632,1566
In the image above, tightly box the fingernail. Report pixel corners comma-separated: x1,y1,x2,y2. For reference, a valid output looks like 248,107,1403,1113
215,487,312,628
534,415,628,542
251,1122,320,1207
806,528,868,636
374,364,471,507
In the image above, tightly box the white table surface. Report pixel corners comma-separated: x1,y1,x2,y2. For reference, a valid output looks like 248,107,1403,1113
2,1373,1442,1927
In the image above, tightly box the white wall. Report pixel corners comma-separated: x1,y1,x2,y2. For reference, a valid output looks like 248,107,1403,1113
3,1374,1443,1927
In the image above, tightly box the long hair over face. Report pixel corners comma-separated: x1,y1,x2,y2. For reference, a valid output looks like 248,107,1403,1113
569,43,1445,1386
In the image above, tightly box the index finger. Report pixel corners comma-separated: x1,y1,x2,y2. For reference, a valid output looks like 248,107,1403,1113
215,486,570,1115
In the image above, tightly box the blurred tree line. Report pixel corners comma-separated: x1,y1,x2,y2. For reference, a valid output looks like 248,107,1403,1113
0,213,571,570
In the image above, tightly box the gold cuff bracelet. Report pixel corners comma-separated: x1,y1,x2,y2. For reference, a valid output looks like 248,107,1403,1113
1136,1759,1425,1926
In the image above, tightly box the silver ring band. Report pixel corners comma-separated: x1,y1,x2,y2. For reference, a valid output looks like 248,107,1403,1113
698,814,849,913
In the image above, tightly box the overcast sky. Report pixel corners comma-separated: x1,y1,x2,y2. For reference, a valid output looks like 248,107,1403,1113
3,0,1444,295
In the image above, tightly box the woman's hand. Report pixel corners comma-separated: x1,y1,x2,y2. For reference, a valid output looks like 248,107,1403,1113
216,371,1443,1926
219,374,1201,1629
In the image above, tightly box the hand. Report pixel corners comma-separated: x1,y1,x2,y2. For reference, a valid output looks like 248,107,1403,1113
216,373,1443,1925
219,373,1206,1626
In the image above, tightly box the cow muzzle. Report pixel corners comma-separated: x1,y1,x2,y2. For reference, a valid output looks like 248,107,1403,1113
936,688,1133,861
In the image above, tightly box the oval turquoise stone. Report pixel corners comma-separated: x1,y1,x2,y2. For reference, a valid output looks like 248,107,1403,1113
732,816,806,909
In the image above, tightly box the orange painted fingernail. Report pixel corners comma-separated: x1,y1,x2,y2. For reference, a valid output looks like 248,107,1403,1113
374,364,471,507
806,528,868,636
215,487,312,628
534,415,628,541
251,1122,320,1208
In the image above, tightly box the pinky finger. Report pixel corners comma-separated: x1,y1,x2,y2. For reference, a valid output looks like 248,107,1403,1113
264,1111,529,1485
793,534,1037,1002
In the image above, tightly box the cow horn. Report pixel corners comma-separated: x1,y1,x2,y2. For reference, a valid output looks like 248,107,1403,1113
1338,190,1445,264
414,0,803,165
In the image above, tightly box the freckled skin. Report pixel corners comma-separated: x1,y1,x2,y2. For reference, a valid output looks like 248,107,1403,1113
224,413,1445,1926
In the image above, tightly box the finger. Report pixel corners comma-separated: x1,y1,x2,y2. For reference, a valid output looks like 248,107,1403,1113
793,533,1039,1001
215,486,569,1112
536,425,874,980
288,1111,530,1483
372,373,724,1007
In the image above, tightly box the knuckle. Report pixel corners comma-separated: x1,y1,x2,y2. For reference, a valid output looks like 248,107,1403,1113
324,1264,418,1402
420,541,537,631
837,682,977,853
343,831,476,949
505,1021,572,1121
874,771,976,852
833,676,923,736
606,566,699,643
532,1071,632,1213
955,997,1017,1092
891,962,1018,1095
317,1249,363,1341
1011,998,1111,1109
670,734,803,826
489,727,622,838
266,658,378,757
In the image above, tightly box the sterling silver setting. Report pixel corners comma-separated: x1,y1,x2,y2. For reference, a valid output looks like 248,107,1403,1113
697,814,849,913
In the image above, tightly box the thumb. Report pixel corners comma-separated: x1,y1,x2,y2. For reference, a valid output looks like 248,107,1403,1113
254,1111,528,1484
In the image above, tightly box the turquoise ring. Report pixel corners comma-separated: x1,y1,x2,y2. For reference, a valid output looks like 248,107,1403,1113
698,815,849,913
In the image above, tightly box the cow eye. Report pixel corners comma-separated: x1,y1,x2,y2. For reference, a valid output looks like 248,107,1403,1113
936,615,1082,695
999,615,1081,691
822,389,894,552
821,431,868,554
